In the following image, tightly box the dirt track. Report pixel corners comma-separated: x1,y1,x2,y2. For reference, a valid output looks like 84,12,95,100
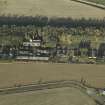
0,63,105,88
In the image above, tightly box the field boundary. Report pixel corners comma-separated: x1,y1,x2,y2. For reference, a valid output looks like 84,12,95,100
71,0,105,9
0,80,103,105
0,80,97,95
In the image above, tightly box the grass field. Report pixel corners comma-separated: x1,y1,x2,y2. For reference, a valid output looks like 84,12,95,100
0,87,96,105
0,0,105,19
0,63,105,88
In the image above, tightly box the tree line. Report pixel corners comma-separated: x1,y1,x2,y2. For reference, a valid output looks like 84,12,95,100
0,15,105,27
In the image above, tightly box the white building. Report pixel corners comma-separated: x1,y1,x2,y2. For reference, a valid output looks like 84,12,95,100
16,56,49,61
23,40,41,47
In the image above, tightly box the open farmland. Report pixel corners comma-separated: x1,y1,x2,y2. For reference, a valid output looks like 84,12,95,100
0,0,105,19
0,63,105,88
0,87,97,105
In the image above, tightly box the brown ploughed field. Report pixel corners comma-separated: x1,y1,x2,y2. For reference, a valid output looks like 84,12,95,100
0,63,104,88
